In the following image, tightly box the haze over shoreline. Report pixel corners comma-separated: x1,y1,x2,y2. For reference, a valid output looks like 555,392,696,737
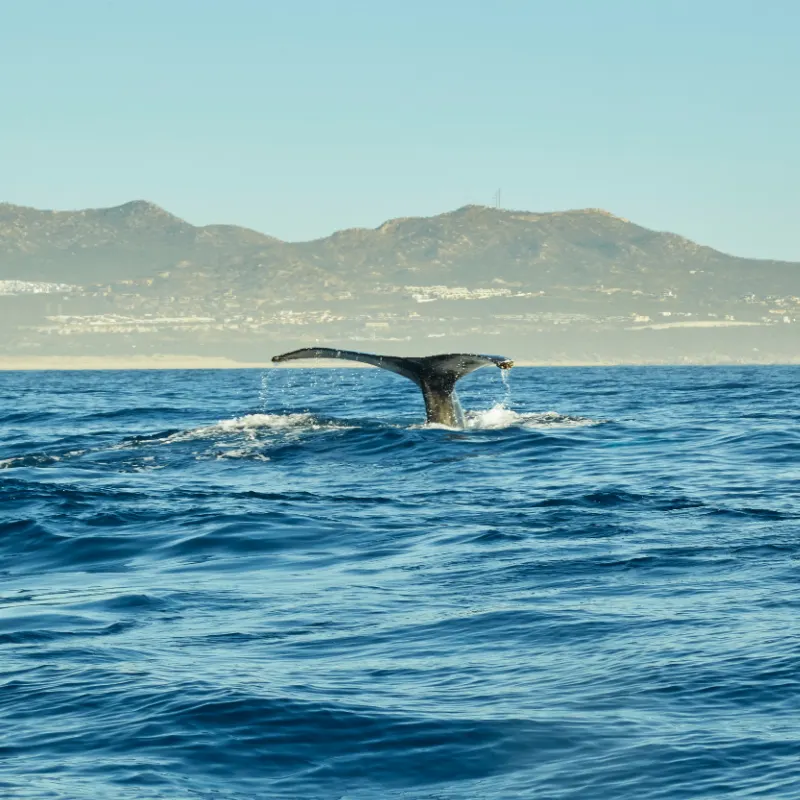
2,355,800,372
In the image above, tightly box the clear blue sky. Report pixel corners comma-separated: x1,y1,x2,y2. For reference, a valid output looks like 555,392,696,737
2,0,799,259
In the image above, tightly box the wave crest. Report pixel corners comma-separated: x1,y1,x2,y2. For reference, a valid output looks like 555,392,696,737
465,405,600,430
162,413,342,443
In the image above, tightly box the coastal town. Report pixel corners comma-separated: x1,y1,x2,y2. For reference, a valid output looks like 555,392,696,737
3,277,797,352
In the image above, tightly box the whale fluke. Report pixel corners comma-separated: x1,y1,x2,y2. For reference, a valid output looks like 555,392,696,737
271,347,513,427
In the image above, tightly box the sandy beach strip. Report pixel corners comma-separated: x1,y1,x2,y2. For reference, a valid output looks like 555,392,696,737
0,354,797,370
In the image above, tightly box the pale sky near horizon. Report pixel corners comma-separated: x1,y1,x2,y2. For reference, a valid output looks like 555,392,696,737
1,0,799,259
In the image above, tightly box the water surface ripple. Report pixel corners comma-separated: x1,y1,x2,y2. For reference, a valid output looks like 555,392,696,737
1,366,798,799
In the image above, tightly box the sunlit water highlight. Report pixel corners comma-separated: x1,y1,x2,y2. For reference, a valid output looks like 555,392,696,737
1,366,798,799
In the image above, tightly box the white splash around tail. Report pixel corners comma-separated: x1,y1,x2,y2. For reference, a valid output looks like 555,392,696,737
464,404,600,430
162,413,351,444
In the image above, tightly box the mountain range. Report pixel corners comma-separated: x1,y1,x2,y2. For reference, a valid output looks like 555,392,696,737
1,200,798,297
0,200,798,363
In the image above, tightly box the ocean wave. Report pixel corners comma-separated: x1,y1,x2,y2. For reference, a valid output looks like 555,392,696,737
162,412,352,441
0,408,603,472
465,404,602,430
2,366,800,799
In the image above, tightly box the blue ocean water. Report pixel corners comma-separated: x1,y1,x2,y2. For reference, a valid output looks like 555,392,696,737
1,365,799,800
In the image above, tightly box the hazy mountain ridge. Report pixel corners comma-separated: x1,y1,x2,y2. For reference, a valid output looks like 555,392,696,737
300,204,796,293
2,200,798,296
0,200,278,284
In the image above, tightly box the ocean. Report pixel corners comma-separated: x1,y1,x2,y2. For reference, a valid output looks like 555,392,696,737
1,365,798,799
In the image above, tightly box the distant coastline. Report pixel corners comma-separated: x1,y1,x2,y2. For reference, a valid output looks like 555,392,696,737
1,355,799,371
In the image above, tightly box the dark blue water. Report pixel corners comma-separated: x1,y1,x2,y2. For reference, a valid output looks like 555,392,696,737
1,366,799,799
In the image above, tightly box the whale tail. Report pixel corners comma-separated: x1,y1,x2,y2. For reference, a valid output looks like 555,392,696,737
271,347,514,427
